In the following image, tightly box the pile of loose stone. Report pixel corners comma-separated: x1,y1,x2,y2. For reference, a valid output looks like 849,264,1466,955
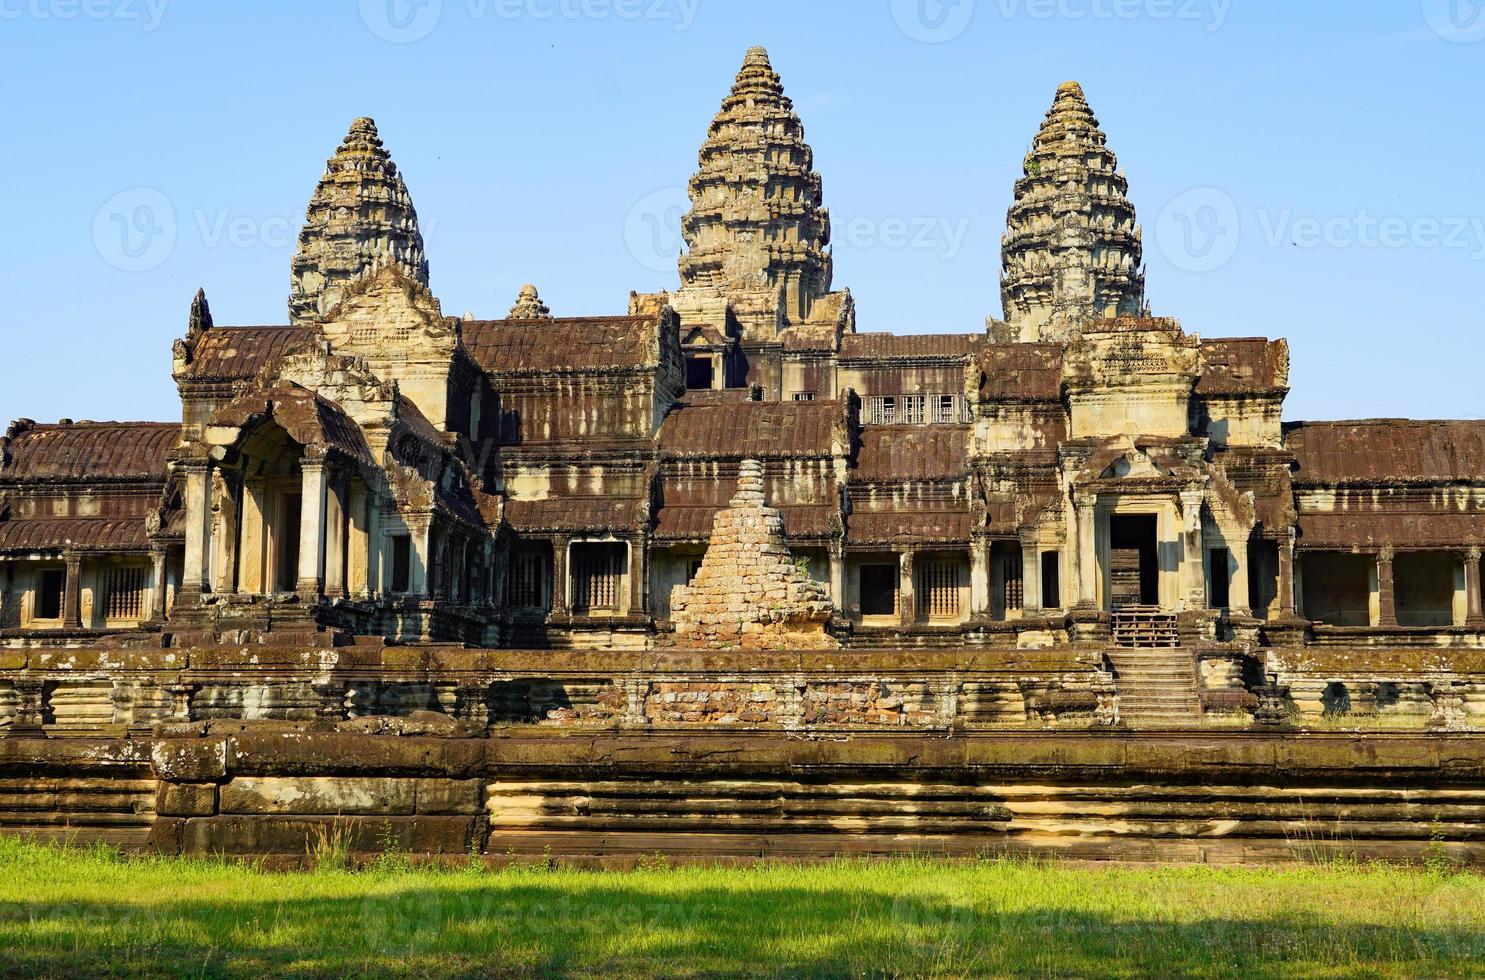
671,459,838,650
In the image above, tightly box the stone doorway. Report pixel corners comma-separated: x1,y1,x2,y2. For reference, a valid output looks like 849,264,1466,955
1109,514,1158,608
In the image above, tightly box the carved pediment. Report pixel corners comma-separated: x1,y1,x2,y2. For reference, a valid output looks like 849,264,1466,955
317,264,453,360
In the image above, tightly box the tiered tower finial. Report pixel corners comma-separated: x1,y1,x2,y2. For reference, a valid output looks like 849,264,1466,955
507,284,552,320
289,117,429,325
675,46,832,341
999,82,1146,343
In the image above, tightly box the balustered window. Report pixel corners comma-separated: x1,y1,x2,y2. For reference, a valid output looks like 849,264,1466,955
104,566,147,622
916,559,963,620
571,543,626,614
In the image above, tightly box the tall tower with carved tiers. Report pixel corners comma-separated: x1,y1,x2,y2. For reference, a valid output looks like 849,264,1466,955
999,82,1146,344
676,47,833,342
289,117,429,326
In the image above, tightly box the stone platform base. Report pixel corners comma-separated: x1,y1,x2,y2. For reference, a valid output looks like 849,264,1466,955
4,728,1483,866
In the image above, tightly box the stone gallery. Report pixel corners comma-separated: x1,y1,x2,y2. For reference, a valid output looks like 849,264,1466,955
1,50,1482,864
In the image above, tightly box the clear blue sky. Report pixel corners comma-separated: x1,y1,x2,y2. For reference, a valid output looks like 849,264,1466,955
2,0,1481,424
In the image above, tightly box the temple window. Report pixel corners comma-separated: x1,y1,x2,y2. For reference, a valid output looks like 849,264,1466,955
915,558,962,620
900,395,926,425
1394,552,1458,627
859,563,897,617
1002,552,1024,612
390,535,412,594
1299,552,1370,626
507,544,551,611
865,396,897,425
792,391,816,402
103,566,147,623
932,395,960,423
1208,548,1231,610
685,356,715,390
34,568,64,621
571,542,626,615
1041,552,1061,609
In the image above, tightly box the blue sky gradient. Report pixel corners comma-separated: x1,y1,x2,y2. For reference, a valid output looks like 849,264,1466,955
1,0,1481,423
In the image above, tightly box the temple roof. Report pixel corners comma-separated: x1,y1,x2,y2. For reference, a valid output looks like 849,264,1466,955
1196,338,1289,396
178,326,318,382
462,316,662,374
0,516,151,554
838,333,983,362
978,343,1064,401
854,426,971,482
0,421,176,483
1286,420,1485,485
658,400,844,460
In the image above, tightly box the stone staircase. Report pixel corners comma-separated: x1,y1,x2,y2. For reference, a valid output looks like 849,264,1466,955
1106,647,1202,726
1111,605,1180,648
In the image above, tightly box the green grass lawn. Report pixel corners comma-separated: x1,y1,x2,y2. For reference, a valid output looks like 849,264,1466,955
0,836,1482,978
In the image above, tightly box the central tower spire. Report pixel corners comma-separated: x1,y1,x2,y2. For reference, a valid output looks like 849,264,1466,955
289,117,429,325
675,46,833,342
999,82,1146,343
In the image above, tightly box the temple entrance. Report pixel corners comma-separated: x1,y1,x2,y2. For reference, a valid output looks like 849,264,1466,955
1109,514,1158,608
275,493,302,593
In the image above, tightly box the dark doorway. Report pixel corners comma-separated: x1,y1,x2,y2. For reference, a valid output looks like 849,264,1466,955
390,534,412,594
859,563,897,617
36,569,65,620
685,356,714,390
1041,551,1061,609
1109,514,1159,607
276,493,302,592
1209,548,1231,609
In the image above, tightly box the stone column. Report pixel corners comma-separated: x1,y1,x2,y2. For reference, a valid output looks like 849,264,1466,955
627,539,646,616
898,550,916,626
1278,530,1297,617
213,471,241,595
346,482,370,597
1178,491,1206,613
1227,539,1251,616
62,551,83,630
1021,536,1042,614
969,538,990,619
551,536,570,614
324,473,347,598
1465,547,1484,628
179,461,213,597
405,514,432,598
149,547,168,622
1074,495,1098,609
238,482,266,594
296,458,329,599
827,545,845,610
1375,547,1397,627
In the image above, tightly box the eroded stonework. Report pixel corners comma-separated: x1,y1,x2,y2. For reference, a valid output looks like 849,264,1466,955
288,117,429,326
998,81,1147,344
670,460,837,649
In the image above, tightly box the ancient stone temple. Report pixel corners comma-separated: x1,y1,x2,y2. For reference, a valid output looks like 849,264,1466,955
1,51,1484,865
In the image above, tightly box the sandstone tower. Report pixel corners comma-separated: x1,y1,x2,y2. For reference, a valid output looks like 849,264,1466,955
674,47,834,342
999,82,1146,343
288,117,429,325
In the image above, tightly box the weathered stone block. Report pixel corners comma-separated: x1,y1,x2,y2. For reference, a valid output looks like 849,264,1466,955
157,782,218,817
151,738,229,783
221,776,418,816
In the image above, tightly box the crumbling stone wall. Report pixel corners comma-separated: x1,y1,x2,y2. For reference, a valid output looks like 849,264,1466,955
670,460,837,650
